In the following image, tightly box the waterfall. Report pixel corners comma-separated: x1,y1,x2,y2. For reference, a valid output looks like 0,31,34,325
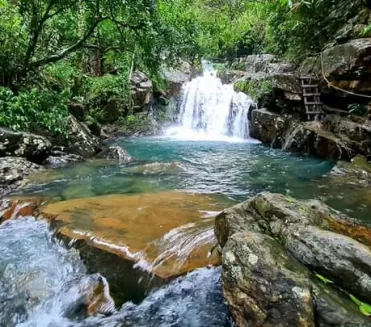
166,61,255,141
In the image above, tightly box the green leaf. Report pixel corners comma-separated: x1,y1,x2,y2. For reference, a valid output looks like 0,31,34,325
315,274,334,285
360,303,371,317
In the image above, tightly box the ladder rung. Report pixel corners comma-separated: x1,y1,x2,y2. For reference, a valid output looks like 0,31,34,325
302,84,319,88
303,93,321,96
305,101,322,105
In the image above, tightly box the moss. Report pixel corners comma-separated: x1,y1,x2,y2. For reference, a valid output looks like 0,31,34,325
230,62,247,71
214,63,228,79
234,78,273,101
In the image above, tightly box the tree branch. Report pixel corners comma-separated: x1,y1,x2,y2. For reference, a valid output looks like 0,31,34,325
24,0,58,66
29,17,108,68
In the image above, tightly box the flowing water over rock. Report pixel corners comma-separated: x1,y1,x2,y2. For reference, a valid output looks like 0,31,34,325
42,191,226,279
166,61,255,141
0,216,232,327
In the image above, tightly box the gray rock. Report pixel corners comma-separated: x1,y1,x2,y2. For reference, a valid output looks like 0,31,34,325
65,115,101,158
130,71,153,111
281,224,371,303
216,192,371,327
95,146,133,164
272,73,302,96
249,109,287,147
44,152,84,167
0,128,51,162
222,232,315,327
249,109,356,160
0,157,43,195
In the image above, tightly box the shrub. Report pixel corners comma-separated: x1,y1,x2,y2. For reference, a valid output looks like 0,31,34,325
0,87,69,135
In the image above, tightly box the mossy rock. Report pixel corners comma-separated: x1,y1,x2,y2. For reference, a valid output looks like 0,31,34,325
233,75,273,103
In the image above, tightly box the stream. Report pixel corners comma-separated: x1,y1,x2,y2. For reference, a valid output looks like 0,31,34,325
1,63,371,326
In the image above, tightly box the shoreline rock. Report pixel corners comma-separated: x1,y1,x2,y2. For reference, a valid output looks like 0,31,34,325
215,192,371,326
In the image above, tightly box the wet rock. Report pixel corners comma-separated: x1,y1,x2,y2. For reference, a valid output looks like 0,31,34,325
249,109,356,160
122,162,183,175
283,121,355,160
0,157,43,195
95,146,133,163
42,191,227,279
65,115,101,158
222,232,315,327
329,155,371,187
249,109,287,147
0,128,51,162
0,198,42,223
44,151,84,167
61,274,115,317
322,115,371,157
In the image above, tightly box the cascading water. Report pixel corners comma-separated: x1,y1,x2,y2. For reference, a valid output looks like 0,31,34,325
167,61,255,141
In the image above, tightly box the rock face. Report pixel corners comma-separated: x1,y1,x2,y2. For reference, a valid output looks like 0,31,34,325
0,157,43,195
95,146,133,163
223,232,314,327
0,128,51,162
161,61,192,99
130,71,153,112
249,109,370,160
215,192,371,326
65,115,101,158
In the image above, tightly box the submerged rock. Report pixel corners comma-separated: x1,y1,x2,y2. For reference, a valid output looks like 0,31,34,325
0,128,51,162
216,192,371,326
122,162,183,175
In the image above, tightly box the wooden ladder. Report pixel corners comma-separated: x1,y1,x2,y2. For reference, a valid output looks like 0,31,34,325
300,76,324,121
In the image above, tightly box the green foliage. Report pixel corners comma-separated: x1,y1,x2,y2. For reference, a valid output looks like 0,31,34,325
266,0,363,58
0,87,69,135
349,294,371,316
348,103,367,116
234,78,272,101
315,274,334,285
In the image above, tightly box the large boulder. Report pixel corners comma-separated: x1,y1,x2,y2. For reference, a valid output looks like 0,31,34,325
0,128,51,162
223,232,314,327
0,157,43,195
130,71,153,111
161,61,192,99
65,115,101,158
249,109,357,160
249,109,287,147
216,192,371,326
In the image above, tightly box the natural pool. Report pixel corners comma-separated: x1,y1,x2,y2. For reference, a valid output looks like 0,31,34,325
2,136,371,326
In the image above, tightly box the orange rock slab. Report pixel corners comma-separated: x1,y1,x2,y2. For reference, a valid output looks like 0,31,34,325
42,191,229,278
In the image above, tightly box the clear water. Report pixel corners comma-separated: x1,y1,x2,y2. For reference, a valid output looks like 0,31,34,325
0,217,230,327
21,137,371,220
3,137,371,326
